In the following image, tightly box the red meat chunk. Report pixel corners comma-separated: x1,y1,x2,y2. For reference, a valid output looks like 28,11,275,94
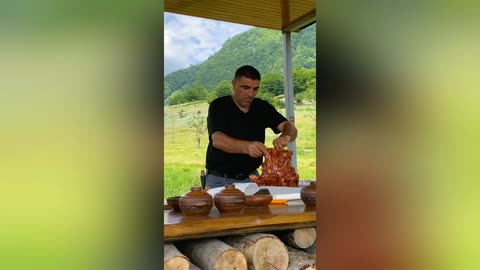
249,148,299,187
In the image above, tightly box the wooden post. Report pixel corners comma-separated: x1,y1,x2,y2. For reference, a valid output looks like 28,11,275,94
286,246,316,270
177,238,247,270
277,227,316,249
222,233,289,270
164,243,190,270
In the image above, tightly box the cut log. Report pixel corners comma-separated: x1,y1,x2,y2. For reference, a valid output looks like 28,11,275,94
176,238,247,270
286,246,316,270
222,233,289,270
164,243,190,270
278,227,316,249
304,241,316,255
189,263,202,270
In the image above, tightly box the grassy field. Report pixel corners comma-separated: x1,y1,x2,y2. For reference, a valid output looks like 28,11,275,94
164,101,316,198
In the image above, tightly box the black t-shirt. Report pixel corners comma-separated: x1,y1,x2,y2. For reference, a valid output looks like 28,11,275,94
206,95,287,173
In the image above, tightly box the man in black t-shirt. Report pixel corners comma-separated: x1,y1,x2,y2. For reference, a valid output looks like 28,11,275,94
205,65,298,188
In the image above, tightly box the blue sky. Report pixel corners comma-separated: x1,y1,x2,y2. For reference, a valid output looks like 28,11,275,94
164,12,252,75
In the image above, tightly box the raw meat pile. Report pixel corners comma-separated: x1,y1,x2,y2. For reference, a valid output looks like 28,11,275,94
249,148,299,187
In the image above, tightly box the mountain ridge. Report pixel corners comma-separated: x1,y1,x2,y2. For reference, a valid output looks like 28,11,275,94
165,24,316,99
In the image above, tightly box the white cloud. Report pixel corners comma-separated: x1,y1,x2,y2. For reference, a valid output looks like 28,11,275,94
164,13,252,75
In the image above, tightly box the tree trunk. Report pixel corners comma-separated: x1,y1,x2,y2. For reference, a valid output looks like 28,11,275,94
197,138,201,148
189,263,202,270
222,233,289,270
176,238,247,270
286,246,316,270
164,243,190,270
277,227,316,249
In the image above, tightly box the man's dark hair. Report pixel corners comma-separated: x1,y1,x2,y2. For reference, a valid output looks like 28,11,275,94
234,65,261,81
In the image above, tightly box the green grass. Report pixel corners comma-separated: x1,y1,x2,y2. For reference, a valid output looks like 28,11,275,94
164,101,316,198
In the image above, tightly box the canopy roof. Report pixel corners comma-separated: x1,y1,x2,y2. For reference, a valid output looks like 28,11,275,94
165,0,316,32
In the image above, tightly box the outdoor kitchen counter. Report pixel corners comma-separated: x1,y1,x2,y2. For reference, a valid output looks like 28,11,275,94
164,203,316,241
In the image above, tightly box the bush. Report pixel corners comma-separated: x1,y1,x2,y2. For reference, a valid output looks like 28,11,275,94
167,90,187,105
295,92,305,104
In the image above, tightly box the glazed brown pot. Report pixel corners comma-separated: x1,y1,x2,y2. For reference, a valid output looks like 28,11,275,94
300,181,316,207
214,184,246,213
166,196,181,212
244,195,273,208
179,187,213,216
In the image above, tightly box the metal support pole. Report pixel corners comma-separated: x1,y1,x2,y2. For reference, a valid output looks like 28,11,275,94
282,31,298,171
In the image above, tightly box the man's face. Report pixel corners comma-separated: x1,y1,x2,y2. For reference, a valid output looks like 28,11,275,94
232,76,260,110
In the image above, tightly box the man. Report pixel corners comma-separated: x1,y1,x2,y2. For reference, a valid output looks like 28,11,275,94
205,65,297,188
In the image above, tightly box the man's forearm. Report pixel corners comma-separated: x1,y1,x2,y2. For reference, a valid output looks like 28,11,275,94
280,122,298,141
211,131,249,154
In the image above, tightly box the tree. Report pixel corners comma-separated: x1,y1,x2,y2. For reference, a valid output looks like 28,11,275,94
184,85,208,102
303,78,316,102
207,81,232,103
167,90,187,105
206,91,217,104
261,73,284,96
164,82,172,100
256,91,276,106
214,81,232,97
293,68,316,95
187,111,208,148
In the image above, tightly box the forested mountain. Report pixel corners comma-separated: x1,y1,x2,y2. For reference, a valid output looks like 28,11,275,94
165,24,315,99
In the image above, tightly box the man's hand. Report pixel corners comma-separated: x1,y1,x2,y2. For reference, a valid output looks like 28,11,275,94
273,135,291,149
246,141,268,158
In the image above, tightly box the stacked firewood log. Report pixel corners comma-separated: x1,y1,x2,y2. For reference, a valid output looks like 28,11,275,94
164,228,316,270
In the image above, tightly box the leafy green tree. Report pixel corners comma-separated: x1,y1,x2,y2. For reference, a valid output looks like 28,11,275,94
293,68,316,95
207,81,232,103
167,90,186,105
256,91,275,105
184,85,208,102
261,73,284,96
214,81,232,97
303,78,316,102
164,82,172,100
294,92,304,104
206,91,217,104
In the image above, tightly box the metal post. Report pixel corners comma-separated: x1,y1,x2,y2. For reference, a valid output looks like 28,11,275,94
282,31,298,171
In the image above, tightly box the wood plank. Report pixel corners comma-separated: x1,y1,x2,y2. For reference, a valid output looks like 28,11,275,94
164,204,316,241
165,0,315,31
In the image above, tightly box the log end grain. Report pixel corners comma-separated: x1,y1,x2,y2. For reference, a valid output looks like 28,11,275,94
251,237,289,270
164,258,190,270
215,249,247,270
293,227,316,249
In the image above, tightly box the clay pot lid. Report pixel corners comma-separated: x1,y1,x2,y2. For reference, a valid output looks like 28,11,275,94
183,186,211,198
217,184,245,196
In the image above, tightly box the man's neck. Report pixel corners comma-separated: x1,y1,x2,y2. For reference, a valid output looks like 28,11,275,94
232,97,251,113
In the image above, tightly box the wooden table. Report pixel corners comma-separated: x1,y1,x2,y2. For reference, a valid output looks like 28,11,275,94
164,203,316,242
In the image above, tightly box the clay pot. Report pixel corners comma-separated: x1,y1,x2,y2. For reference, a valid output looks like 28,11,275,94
300,181,316,207
179,187,213,216
214,184,246,213
244,195,273,208
166,196,181,212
